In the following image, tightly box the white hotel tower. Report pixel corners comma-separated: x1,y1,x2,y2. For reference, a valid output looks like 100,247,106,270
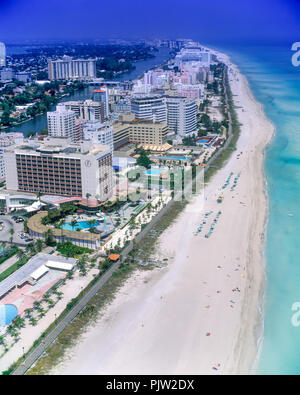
166,96,197,137
130,95,167,123
47,105,76,141
0,42,6,67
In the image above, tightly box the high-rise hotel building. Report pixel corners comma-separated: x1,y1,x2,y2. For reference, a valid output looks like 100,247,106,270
0,42,6,67
4,138,113,203
48,56,96,80
47,105,77,141
166,96,197,137
60,100,105,123
130,95,167,123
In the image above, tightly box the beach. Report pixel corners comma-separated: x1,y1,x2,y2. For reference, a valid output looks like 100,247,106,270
47,53,274,375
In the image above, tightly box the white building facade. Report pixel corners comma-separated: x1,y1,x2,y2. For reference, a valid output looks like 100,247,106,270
83,121,114,153
166,96,197,137
48,56,96,80
0,42,6,67
130,95,167,123
47,106,76,141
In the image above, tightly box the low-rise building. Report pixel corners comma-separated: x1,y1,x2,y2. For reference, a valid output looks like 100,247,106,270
112,114,170,149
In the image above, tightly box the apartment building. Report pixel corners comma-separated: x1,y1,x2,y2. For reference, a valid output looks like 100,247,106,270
60,100,105,123
47,105,77,141
48,56,96,80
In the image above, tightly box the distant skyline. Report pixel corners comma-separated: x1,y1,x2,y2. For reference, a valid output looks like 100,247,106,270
0,0,299,44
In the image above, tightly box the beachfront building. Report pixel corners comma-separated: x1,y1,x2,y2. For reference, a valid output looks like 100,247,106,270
174,83,204,99
175,47,211,68
47,105,77,141
166,96,197,137
128,119,170,145
60,100,105,123
48,56,96,80
83,120,114,153
4,137,113,204
130,95,167,123
0,42,6,67
112,114,170,148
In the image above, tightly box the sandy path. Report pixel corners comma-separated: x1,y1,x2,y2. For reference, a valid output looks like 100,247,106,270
49,54,274,375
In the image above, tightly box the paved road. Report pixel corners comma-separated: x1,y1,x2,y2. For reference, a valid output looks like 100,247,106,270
0,254,19,275
206,65,233,171
11,66,234,375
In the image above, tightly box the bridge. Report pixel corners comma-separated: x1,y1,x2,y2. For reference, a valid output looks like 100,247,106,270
88,79,133,86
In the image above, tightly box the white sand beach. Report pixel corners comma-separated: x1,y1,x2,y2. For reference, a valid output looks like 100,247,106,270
48,54,274,375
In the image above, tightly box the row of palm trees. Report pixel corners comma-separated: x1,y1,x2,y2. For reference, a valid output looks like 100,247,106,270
0,287,64,355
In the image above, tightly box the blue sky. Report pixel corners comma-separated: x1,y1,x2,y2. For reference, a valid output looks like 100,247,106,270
0,0,299,43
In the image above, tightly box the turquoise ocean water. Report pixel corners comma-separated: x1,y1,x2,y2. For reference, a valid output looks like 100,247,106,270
210,42,300,374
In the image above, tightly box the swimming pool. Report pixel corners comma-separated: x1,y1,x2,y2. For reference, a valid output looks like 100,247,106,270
197,139,210,144
152,156,189,161
145,168,165,176
61,220,100,231
0,304,18,326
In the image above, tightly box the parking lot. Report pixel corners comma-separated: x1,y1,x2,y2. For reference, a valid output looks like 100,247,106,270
0,215,31,246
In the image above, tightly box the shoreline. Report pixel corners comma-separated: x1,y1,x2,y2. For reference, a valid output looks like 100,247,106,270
224,65,274,374
35,49,275,375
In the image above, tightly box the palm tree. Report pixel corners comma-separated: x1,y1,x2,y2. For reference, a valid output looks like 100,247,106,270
56,291,63,300
29,317,37,326
26,243,36,256
86,193,91,205
10,329,20,341
14,317,25,329
16,248,26,261
59,219,66,242
87,219,97,228
9,228,14,244
35,239,43,253
33,300,41,310
24,308,32,318
71,219,78,231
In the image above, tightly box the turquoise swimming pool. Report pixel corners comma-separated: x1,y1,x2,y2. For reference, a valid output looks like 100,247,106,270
152,156,189,161
145,168,165,176
61,220,100,231
0,304,18,326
